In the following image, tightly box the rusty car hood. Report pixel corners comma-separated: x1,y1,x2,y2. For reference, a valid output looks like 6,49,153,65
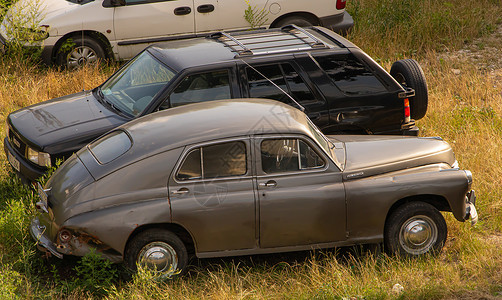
327,135,455,180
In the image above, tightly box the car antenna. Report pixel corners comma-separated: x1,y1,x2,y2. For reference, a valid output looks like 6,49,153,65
81,24,85,92
241,59,305,112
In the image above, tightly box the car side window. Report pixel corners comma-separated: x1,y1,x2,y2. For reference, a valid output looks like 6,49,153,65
247,63,315,104
261,138,324,174
169,70,231,108
176,141,247,181
314,54,387,95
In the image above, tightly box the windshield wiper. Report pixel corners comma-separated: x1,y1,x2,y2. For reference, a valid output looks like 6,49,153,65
96,88,129,117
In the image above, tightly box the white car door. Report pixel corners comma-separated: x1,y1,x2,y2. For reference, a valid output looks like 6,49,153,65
113,0,195,59
193,0,255,33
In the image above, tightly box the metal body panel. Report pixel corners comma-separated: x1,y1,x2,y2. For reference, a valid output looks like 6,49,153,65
254,135,346,247
345,167,471,239
169,139,257,253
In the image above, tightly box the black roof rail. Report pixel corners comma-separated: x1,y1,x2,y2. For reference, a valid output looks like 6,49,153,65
209,26,330,58
280,24,326,48
208,31,253,56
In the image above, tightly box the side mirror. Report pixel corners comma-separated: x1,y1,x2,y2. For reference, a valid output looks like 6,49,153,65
103,0,125,8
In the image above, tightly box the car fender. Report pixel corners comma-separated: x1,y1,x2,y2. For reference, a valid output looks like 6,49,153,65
344,165,471,240
62,198,171,257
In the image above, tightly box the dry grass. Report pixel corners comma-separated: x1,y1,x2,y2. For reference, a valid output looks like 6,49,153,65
1,0,502,298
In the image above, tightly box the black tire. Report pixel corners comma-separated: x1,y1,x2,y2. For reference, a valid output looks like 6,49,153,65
384,202,447,257
125,229,188,278
274,15,317,28
390,59,429,120
56,36,106,69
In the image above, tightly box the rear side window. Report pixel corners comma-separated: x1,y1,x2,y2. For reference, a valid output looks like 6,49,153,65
169,70,231,108
247,63,315,104
89,131,132,164
314,54,387,95
177,141,247,181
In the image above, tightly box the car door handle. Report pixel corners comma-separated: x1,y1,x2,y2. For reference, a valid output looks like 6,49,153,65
171,187,189,195
174,6,192,16
259,180,277,188
197,4,214,13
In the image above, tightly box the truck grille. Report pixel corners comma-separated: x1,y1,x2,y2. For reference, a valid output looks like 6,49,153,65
8,129,26,157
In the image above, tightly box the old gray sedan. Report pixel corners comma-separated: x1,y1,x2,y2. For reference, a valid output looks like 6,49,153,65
30,99,477,277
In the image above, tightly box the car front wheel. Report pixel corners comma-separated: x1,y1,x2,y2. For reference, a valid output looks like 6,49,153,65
125,229,188,278
384,201,447,257
56,36,106,69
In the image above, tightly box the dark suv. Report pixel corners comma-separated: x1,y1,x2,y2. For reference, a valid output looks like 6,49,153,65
4,25,428,183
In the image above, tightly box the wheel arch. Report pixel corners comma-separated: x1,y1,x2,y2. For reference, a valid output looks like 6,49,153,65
384,194,450,231
124,223,196,257
52,30,114,63
269,12,320,28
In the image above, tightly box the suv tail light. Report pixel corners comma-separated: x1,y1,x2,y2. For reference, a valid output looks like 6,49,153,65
404,98,411,123
336,0,347,10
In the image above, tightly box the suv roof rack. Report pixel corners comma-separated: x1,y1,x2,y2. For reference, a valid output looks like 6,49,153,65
208,25,330,58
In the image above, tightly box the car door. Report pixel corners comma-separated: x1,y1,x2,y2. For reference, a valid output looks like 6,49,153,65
254,135,346,249
310,52,401,134
193,0,252,33
168,138,258,253
113,0,195,59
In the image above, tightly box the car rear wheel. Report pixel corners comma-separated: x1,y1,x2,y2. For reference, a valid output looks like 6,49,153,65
56,36,106,70
384,201,447,257
125,229,188,278
390,59,429,120
274,15,317,28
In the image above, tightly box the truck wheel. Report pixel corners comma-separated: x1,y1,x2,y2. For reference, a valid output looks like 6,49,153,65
390,59,428,120
56,36,106,69
274,16,318,28
384,202,447,257
125,229,188,278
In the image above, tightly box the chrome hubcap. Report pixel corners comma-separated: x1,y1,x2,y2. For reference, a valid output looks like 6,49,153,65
399,215,437,255
67,46,97,69
138,242,178,275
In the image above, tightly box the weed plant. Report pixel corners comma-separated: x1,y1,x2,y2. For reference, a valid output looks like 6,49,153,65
0,0,501,298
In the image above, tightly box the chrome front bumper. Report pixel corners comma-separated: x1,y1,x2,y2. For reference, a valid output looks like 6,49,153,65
466,190,478,226
29,217,63,259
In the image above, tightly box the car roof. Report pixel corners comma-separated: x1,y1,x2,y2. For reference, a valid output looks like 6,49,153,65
148,26,352,71
122,99,313,153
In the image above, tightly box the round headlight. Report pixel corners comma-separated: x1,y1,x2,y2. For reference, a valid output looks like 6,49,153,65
58,229,72,243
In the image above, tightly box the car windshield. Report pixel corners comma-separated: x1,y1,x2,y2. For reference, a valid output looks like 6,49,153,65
99,51,176,117
306,120,342,168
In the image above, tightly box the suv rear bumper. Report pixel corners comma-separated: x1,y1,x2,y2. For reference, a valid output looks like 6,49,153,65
401,123,419,136
319,11,354,35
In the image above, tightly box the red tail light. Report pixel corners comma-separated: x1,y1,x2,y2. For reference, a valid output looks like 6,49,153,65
336,0,347,10
404,98,411,123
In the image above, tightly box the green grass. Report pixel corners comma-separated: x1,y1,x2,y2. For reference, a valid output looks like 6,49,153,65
1,0,502,298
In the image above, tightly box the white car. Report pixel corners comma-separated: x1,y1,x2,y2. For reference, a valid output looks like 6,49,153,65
0,0,353,68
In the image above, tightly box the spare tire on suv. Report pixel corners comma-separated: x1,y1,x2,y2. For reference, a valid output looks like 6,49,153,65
390,59,429,120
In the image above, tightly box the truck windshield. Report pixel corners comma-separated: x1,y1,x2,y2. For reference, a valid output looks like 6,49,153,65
99,51,176,117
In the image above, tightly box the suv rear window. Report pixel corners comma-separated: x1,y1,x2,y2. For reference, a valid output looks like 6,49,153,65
314,54,387,95
246,63,315,104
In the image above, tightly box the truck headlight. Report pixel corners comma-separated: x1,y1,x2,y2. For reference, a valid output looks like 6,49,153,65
27,147,51,167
